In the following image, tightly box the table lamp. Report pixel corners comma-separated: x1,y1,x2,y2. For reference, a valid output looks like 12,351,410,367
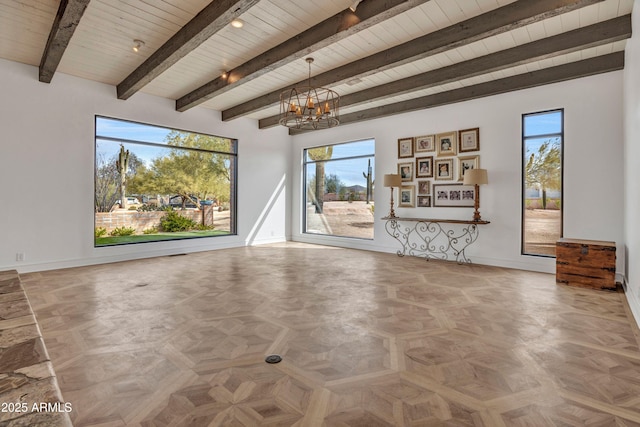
463,168,488,221
383,174,402,218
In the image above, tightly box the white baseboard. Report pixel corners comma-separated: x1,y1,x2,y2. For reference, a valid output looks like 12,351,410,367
292,234,558,273
245,236,287,246
620,275,640,329
9,236,287,274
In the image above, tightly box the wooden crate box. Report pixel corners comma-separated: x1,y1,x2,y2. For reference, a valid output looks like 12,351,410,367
556,238,616,291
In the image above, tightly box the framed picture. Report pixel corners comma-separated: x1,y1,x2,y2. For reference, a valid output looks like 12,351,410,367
399,185,415,207
457,155,479,181
417,180,430,195
458,128,480,153
398,137,414,158
415,156,433,178
417,195,431,207
398,162,413,181
433,184,476,207
434,159,454,181
415,135,435,152
436,132,457,157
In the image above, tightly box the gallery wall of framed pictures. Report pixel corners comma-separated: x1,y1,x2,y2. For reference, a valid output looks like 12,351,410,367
396,127,480,208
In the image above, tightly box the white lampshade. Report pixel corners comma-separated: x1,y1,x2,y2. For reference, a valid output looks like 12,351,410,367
384,174,402,187
463,168,488,185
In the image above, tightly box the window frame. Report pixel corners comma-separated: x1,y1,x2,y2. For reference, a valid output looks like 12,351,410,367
521,108,564,257
302,139,375,239
94,115,237,247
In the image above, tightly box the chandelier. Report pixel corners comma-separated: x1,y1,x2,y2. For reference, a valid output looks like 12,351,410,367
279,57,340,130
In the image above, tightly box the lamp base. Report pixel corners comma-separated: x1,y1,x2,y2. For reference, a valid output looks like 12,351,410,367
472,184,482,222
388,187,398,219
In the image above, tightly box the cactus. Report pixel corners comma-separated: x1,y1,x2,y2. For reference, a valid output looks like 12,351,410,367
307,146,333,213
116,145,130,209
362,159,374,204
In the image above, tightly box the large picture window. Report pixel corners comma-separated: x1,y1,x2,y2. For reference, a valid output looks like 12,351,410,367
94,117,236,247
522,109,563,256
304,139,375,239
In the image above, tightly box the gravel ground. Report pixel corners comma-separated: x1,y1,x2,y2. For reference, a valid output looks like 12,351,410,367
306,201,375,239
524,209,561,255
304,203,560,254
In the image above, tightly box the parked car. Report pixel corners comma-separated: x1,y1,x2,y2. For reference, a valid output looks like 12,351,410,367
169,195,198,209
113,197,141,209
199,199,217,208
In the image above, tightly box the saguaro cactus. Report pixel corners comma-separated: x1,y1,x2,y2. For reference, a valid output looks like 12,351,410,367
362,159,374,204
116,145,130,209
307,146,333,213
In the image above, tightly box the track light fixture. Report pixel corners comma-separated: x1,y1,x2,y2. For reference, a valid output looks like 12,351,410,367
132,39,145,52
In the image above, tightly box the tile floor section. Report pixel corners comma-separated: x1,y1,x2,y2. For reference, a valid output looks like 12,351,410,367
20,243,640,426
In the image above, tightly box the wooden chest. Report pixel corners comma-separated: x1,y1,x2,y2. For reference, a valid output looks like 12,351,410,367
556,238,616,290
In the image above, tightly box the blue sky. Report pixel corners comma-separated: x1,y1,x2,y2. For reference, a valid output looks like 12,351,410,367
97,116,376,188
524,110,562,136
97,113,560,187
96,117,173,167
524,110,562,157
305,139,375,187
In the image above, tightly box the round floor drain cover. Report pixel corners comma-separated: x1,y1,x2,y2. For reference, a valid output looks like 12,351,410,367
265,354,282,364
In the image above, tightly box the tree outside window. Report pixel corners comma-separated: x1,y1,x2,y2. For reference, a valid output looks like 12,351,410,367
522,110,563,257
94,117,236,246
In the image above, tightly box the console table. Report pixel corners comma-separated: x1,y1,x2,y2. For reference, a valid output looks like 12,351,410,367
382,217,490,264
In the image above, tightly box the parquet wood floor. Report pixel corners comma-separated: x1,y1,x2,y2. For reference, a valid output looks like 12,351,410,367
20,243,640,426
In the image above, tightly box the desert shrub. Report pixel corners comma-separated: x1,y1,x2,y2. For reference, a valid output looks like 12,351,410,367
110,226,136,236
95,227,107,238
160,211,198,232
195,223,215,231
137,204,164,212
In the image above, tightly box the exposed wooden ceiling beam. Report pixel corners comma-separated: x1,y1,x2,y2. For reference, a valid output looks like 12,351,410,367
290,52,623,134
222,0,605,122
175,0,432,112
39,0,91,83
260,15,631,129
116,0,260,100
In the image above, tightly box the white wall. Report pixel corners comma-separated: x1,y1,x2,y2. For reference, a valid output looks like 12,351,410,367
291,71,625,275
623,2,640,325
0,59,291,272
0,55,628,297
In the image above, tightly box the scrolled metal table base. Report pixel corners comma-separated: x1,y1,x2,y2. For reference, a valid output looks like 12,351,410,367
384,217,488,264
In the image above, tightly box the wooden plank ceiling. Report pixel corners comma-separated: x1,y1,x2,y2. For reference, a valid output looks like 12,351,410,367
0,0,633,133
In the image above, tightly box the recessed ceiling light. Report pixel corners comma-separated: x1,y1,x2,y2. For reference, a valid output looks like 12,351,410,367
132,39,145,52
230,18,244,28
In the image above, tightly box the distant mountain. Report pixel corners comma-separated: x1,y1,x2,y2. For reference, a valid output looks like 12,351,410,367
345,185,366,192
